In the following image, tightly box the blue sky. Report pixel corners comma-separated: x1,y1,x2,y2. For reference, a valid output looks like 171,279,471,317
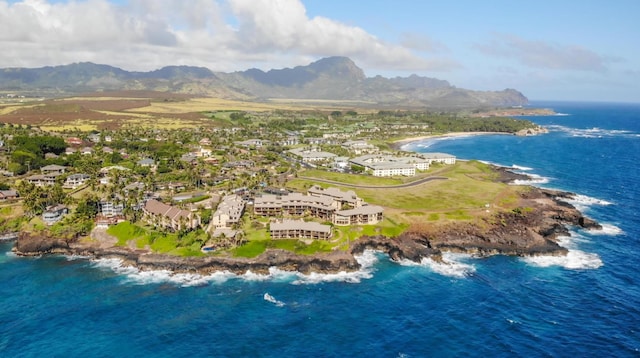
1,0,638,102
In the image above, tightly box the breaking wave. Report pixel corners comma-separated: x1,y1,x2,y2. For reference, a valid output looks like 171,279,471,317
546,125,638,139
521,235,603,270
263,293,285,307
399,252,476,278
511,173,551,185
592,223,623,236
556,193,613,212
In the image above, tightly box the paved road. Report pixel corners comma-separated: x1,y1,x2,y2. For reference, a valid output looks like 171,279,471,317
297,175,448,189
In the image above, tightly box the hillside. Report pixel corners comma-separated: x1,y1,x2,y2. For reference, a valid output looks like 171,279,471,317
0,57,528,109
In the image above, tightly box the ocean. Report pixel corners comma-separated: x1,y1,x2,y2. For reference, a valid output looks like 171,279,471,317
1,101,639,357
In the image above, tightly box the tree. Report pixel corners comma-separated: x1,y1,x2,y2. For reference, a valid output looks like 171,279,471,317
75,194,100,220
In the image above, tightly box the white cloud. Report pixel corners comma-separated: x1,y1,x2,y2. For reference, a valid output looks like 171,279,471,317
476,34,609,72
0,0,454,74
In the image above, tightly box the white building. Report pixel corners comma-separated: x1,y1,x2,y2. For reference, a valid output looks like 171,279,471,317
420,152,457,165
210,195,246,230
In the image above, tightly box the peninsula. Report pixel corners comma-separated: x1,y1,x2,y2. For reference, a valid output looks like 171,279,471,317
0,91,598,275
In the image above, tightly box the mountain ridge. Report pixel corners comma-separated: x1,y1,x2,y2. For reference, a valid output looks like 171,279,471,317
0,56,528,108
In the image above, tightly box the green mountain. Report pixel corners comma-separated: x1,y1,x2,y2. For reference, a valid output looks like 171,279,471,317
0,56,528,108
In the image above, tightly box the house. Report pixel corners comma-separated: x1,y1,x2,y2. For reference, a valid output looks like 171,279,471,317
99,201,124,217
65,137,83,146
143,199,200,231
63,174,90,189
199,138,212,146
196,147,212,158
43,204,68,225
95,215,124,228
137,158,155,167
81,147,93,155
270,219,332,240
25,174,59,187
0,190,18,200
41,164,66,175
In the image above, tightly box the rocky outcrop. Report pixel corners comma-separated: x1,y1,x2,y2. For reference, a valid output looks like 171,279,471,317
14,232,72,256
515,126,549,136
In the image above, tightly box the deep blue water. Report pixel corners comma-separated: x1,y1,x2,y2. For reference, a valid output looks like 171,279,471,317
2,102,640,357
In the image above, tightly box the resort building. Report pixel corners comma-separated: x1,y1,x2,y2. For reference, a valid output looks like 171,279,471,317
342,140,378,155
143,199,201,231
254,193,338,221
307,185,363,209
288,147,338,163
270,219,332,240
210,195,245,230
254,187,384,227
349,154,433,177
333,205,384,226
420,152,457,165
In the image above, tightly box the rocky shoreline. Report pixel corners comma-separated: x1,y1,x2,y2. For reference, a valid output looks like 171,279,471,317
12,166,601,275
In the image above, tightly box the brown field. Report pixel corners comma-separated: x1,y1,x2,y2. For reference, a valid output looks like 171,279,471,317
0,90,377,130
0,91,214,130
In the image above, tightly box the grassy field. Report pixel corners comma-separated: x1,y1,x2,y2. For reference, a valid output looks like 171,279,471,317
288,161,525,227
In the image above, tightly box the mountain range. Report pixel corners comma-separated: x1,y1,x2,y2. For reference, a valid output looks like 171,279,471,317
0,56,528,109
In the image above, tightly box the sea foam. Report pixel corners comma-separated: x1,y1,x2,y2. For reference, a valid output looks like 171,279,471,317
521,235,603,270
399,252,476,278
263,293,285,307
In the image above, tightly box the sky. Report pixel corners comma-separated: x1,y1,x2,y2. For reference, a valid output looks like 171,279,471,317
1,0,639,102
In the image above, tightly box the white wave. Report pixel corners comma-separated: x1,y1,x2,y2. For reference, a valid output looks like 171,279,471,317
399,252,476,278
557,193,613,212
523,250,603,270
511,173,551,185
291,250,379,284
64,254,92,261
589,223,623,236
546,125,637,139
263,293,285,307
511,164,533,171
554,113,570,116
91,258,235,287
521,235,603,270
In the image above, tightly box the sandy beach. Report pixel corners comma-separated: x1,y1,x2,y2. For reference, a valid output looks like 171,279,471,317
393,131,508,149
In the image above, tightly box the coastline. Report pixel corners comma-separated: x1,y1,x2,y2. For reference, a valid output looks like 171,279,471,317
12,168,601,276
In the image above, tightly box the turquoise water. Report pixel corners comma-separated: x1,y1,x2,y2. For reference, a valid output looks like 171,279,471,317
1,102,639,357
